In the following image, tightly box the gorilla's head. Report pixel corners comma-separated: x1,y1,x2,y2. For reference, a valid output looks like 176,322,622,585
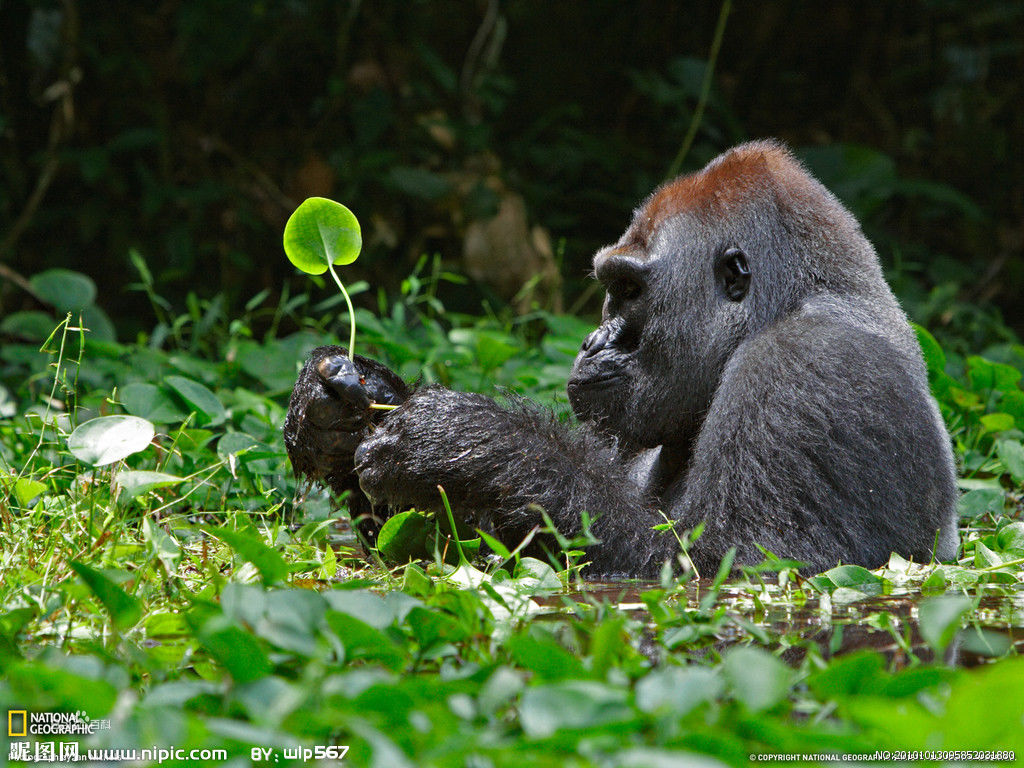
567,140,880,451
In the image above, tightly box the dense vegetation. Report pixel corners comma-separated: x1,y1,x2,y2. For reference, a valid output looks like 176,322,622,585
1,1,1023,765
1,2,1022,341
1,261,1022,764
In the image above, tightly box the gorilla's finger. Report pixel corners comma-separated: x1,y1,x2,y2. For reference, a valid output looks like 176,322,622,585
318,354,373,412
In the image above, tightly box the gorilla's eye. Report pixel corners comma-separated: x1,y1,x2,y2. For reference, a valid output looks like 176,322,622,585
716,247,750,302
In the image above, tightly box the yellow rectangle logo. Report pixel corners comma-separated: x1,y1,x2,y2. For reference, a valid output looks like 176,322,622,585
8,710,27,737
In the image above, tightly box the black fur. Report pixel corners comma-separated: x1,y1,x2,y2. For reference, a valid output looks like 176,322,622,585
285,141,959,576
283,348,410,541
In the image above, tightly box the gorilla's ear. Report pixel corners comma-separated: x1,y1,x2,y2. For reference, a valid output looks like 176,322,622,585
716,247,750,301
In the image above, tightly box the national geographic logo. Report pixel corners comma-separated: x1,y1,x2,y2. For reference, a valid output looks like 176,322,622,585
8,710,27,737
6,710,108,736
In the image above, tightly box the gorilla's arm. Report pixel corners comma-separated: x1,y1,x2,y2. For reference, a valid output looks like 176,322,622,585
670,311,958,574
354,387,675,575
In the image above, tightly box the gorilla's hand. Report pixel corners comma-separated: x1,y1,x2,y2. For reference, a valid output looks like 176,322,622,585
284,345,410,485
354,387,504,514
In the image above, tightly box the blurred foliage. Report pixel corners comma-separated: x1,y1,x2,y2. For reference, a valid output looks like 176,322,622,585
1,0,1022,348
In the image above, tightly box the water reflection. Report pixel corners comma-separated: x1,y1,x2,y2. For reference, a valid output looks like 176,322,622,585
544,580,1024,669
326,521,1023,667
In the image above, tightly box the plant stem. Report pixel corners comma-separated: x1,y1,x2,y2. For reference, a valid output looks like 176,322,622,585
666,0,731,179
438,485,468,565
326,260,357,359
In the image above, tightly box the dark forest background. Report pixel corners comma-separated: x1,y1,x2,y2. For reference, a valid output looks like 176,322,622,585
1,0,1022,350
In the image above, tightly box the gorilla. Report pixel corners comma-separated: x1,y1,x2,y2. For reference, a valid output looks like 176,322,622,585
284,140,959,577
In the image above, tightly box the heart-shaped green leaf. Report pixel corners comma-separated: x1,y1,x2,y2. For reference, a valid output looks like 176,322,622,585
283,197,362,275
68,415,156,466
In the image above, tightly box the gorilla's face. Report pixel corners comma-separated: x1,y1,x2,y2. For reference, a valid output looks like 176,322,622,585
568,210,752,451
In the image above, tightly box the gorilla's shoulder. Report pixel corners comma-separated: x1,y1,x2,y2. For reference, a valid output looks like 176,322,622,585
726,299,926,404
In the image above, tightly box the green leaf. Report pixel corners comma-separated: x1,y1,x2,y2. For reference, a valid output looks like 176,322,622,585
283,197,362,275
957,477,1003,491
404,605,469,650
912,323,946,376
995,439,1024,484
13,477,48,506
191,612,272,683
200,525,289,586
919,594,971,656
81,303,117,342
996,521,1024,552
477,529,512,560
0,607,37,643
450,328,519,372
236,336,313,391
958,627,1012,658
1000,390,1024,424
377,510,430,563
324,589,419,629
821,564,885,594
0,310,58,341
165,375,226,426
973,540,1004,568
3,661,119,716
512,557,561,590
968,356,1022,393
519,681,632,738
957,488,1005,519
980,413,1015,434
69,562,143,631
120,382,188,423
507,632,586,680
635,666,722,715
217,432,266,462
241,589,325,658
326,611,404,670
68,415,155,466
721,646,793,711
478,666,524,716
30,268,97,311
115,470,184,499
806,650,884,697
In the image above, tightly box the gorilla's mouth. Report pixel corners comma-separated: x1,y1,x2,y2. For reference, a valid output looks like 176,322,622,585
568,371,625,391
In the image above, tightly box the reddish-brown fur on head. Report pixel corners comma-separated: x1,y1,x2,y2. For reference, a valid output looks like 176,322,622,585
639,140,813,238
597,140,865,282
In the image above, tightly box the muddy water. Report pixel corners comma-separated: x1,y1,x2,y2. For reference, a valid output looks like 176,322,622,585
543,580,1024,668
327,522,1023,667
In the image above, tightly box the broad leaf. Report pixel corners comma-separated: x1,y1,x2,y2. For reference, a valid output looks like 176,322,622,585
721,646,793,711
165,375,226,427
377,510,430,563
30,268,97,311
68,415,155,466
283,197,362,275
